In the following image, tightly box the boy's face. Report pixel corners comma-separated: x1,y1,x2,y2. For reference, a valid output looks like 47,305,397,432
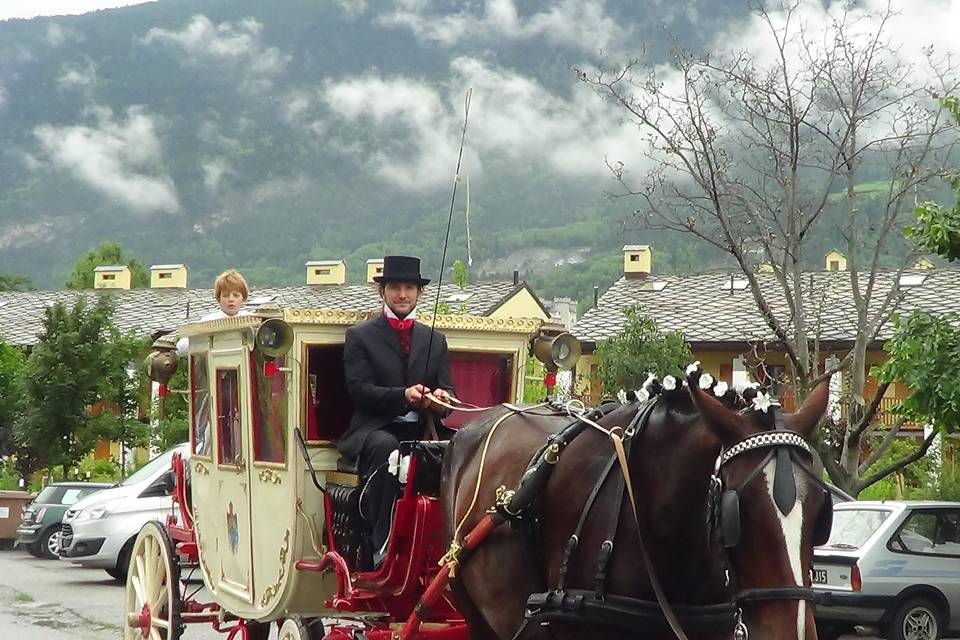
219,290,245,316
380,281,421,318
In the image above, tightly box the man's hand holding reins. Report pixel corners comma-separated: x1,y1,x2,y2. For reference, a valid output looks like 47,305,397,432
405,384,431,408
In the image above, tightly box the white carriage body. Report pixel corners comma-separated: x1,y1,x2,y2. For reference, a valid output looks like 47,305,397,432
177,308,543,622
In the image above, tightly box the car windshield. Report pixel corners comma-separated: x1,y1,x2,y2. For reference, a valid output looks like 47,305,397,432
821,508,893,549
118,448,179,487
34,486,59,504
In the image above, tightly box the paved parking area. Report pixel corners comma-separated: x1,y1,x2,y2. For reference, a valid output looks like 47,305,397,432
0,549,227,639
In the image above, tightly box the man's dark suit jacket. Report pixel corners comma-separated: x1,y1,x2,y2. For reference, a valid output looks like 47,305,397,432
338,315,454,461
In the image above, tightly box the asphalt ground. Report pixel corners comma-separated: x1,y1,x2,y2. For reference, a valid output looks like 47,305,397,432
0,546,928,640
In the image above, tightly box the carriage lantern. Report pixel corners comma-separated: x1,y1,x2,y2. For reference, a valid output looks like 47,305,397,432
144,336,179,387
254,318,294,358
532,331,581,372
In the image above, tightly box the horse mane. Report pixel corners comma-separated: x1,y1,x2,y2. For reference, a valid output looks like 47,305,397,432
617,365,758,413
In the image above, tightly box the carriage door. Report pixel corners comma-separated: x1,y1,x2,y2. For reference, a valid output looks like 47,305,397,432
247,350,290,610
209,351,255,603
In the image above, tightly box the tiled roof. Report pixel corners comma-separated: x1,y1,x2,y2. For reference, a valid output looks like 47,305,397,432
573,269,960,346
0,281,534,346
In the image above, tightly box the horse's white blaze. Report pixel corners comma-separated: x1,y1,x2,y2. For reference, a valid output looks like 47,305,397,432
762,461,807,640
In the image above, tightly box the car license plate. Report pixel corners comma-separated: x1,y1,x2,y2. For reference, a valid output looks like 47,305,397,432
812,569,828,584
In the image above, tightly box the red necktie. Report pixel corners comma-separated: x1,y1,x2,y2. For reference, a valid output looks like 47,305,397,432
386,315,413,354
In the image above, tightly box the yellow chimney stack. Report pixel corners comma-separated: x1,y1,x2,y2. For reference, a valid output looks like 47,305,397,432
306,259,347,285
366,258,384,284
150,264,188,288
623,245,652,278
825,250,847,271
94,265,132,289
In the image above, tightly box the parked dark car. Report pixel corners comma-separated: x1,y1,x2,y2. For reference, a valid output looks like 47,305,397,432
15,482,111,559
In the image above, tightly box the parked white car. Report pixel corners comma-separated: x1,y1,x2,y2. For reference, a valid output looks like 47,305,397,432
58,443,187,581
814,500,960,640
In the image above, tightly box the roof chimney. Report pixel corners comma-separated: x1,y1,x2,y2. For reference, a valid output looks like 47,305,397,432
593,285,599,307
94,265,132,290
306,259,346,285
825,250,847,272
623,245,651,279
150,264,188,288
513,270,519,286
366,258,384,284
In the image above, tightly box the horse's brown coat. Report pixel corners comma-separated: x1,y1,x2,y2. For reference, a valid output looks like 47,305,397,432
440,380,830,640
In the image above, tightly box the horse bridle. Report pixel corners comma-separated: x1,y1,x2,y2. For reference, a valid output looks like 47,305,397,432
710,407,833,637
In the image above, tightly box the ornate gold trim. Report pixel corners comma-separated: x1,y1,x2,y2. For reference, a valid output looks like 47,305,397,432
257,468,283,485
194,461,210,475
178,315,261,337
259,529,290,607
283,308,542,333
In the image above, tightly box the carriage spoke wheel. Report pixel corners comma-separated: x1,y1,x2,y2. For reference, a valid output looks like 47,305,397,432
123,521,182,640
279,616,324,640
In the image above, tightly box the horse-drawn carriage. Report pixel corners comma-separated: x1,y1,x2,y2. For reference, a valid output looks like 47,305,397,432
125,304,569,640
126,303,837,640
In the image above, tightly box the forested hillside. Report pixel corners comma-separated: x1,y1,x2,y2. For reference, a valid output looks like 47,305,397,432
0,0,943,306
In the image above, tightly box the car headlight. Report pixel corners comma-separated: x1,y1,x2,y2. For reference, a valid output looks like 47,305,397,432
78,505,110,521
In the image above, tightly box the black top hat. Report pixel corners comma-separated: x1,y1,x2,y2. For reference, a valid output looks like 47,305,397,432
374,255,430,286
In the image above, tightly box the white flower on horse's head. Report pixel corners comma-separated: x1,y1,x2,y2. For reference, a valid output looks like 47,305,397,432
752,391,773,413
387,449,401,476
714,380,729,397
699,373,715,390
398,455,411,484
662,375,677,391
617,389,628,405
685,361,702,375
634,387,650,403
643,372,657,389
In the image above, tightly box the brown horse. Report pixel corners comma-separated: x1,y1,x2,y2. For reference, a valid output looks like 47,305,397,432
440,375,831,640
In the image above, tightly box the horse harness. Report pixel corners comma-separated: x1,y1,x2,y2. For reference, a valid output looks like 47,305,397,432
495,398,834,640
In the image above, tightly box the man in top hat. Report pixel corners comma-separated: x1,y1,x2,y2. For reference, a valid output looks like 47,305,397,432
339,255,454,566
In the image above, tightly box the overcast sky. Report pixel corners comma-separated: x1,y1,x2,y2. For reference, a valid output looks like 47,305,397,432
0,0,157,21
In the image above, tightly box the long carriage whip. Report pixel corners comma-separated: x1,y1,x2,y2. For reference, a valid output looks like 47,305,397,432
423,87,472,383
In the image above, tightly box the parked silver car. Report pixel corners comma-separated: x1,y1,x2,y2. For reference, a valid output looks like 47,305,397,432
813,501,960,640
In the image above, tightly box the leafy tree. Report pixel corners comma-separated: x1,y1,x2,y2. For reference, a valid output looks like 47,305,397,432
14,295,120,476
151,363,189,452
452,259,469,289
65,241,149,290
0,343,26,457
95,330,152,473
0,273,33,291
595,306,693,394
583,2,959,494
907,97,960,261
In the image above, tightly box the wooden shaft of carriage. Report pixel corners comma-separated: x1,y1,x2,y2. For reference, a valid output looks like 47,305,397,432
400,512,502,639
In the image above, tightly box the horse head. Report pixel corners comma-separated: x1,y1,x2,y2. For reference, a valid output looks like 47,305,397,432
690,377,831,640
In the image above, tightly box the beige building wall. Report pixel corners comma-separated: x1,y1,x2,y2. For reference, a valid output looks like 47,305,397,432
488,288,550,321
94,266,132,289
150,264,188,288
306,260,346,285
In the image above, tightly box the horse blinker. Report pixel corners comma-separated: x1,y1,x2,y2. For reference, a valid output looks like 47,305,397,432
720,490,741,549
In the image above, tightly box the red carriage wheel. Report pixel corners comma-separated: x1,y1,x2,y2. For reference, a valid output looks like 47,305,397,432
123,521,182,640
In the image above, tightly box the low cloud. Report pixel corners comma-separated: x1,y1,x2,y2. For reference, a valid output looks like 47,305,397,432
377,0,628,54
56,59,97,89
319,56,658,190
34,106,179,214
202,157,231,191
45,23,82,47
142,15,289,90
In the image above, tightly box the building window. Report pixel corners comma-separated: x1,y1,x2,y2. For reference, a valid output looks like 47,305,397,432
216,369,241,465
314,268,330,276
159,272,172,279
251,352,287,464
190,354,211,456
630,254,640,262
103,274,116,280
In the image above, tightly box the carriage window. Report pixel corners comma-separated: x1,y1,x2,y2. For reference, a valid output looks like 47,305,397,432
447,351,514,428
216,369,242,465
190,354,211,456
251,352,287,463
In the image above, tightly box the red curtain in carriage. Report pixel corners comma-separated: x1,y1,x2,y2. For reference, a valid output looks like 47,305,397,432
446,351,514,428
